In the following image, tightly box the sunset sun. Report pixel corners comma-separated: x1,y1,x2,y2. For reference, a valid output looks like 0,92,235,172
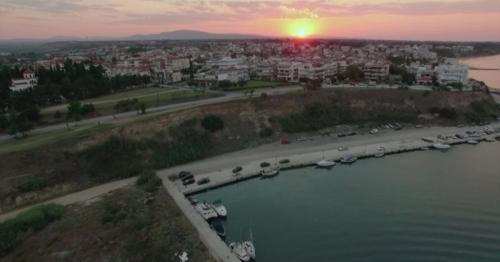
286,19,317,38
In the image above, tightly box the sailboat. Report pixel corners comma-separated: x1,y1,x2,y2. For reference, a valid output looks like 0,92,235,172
230,228,256,261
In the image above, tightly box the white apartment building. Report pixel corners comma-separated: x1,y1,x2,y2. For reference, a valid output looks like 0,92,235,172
276,62,300,82
435,61,468,85
363,62,390,81
10,70,38,92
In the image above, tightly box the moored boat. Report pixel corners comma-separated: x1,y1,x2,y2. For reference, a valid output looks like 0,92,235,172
229,242,251,262
316,160,336,168
467,140,479,145
261,167,280,177
374,147,385,158
341,155,358,164
194,202,218,220
432,143,451,150
243,241,256,260
212,200,227,218
209,219,226,239
485,137,495,142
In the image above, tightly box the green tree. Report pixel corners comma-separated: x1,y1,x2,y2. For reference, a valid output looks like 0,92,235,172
344,65,363,81
66,100,82,127
201,114,224,133
7,111,32,137
136,102,146,115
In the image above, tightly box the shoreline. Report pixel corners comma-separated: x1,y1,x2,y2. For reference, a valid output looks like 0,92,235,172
173,125,500,196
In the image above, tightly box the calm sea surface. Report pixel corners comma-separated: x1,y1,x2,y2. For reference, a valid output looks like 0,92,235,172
197,142,500,261
461,55,500,91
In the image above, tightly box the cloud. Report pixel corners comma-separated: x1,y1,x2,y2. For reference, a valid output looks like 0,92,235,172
0,0,118,14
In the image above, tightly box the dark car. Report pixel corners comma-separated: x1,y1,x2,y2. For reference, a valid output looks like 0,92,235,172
232,166,243,173
182,177,195,186
260,162,271,168
197,178,210,185
279,159,291,164
178,171,192,180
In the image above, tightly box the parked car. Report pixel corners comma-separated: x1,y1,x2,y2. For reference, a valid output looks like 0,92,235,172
281,138,291,144
338,146,348,151
197,178,210,185
182,177,195,186
415,124,424,128
232,166,243,173
279,159,291,164
369,129,379,134
260,162,271,168
178,171,191,180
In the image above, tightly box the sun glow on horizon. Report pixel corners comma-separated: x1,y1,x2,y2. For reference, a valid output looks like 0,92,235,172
285,19,318,38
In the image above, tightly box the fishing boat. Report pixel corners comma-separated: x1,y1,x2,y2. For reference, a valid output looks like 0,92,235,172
467,140,479,145
211,200,227,218
229,242,251,262
209,219,226,239
374,147,385,158
341,155,358,164
261,167,280,177
194,202,218,220
316,160,336,168
432,143,451,150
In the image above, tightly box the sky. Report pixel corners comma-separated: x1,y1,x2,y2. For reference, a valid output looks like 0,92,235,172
0,0,499,41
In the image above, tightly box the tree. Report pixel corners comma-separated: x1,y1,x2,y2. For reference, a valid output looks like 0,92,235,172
344,65,363,81
136,102,146,115
201,115,224,133
7,111,32,137
66,100,82,127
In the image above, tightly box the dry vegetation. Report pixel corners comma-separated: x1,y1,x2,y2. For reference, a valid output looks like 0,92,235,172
2,186,214,262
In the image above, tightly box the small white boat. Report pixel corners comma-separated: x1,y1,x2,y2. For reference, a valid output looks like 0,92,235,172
243,241,256,260
229,242,251,262
341,155,358,164
194,202,218,220
374,147,385,158
261,167,280,177
467,140,479,145
212,200,227,217
316,160,336,168
432,143,451,150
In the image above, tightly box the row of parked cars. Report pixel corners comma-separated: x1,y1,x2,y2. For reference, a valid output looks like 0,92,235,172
178,171,210,186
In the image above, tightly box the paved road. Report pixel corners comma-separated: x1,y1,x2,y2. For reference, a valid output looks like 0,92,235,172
0,86,303,143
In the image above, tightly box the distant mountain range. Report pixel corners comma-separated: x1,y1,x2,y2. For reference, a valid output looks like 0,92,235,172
0,30,269,43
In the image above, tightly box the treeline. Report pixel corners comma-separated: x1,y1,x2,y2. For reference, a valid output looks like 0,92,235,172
0,60,151,134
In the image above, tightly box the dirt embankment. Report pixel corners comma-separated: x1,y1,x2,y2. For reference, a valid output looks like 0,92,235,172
0,89,496,213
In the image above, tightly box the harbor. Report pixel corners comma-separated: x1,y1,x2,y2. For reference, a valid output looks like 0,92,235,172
172,125,500,196
162,123,500,261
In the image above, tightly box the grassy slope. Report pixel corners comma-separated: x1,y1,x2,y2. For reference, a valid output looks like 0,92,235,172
39,88,223,124
2,186,214,262
0,124,114,156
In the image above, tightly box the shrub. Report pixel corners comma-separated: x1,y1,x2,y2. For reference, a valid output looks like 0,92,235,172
136,170,162,193
16,176,48,192
201,114,224,133
114,98,139,113
0,204,64,256
259,127,274,138
53,110,63,119
81,103,95,115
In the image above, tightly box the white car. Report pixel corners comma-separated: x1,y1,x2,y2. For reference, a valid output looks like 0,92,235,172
369,129,379,134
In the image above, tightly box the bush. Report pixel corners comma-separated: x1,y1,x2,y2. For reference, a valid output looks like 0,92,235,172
136,170,162,193
114,98,139,113
201,114,224,133
53,110,63,119
16,176,48,192
81,103,95,115
83,135,145,182
259,127,274,138
0,204,64,256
